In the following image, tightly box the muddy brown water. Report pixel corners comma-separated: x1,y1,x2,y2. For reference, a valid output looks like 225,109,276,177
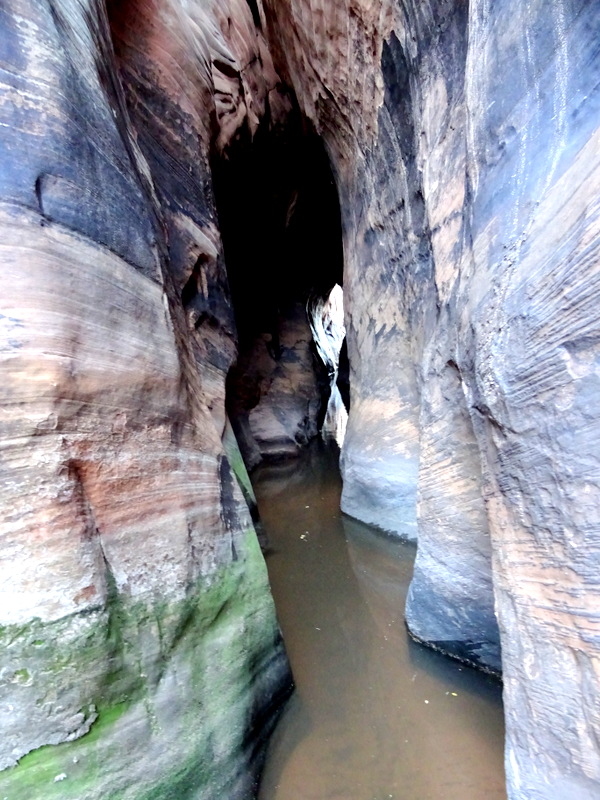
254,442,506,800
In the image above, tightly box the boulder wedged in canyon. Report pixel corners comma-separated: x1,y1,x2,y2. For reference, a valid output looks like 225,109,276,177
228,303,322,464
261,0,600,797
0,1,291,797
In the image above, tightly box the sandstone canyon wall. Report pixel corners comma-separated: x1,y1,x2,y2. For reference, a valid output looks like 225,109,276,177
261,1,600,798
2,1,600,800
0,1,293,798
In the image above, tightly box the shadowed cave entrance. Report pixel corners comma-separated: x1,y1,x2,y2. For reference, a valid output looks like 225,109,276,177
211,109,348,468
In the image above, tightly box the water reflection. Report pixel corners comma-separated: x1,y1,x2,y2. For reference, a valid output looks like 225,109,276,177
255,442,506,800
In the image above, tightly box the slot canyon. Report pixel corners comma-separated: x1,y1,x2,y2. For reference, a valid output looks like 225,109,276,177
0,1,599,799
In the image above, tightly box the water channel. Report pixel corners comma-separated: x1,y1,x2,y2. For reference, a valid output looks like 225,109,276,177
254,441,506,800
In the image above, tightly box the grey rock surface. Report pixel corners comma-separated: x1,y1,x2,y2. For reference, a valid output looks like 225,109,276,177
262,0,600,796
228,303,322,466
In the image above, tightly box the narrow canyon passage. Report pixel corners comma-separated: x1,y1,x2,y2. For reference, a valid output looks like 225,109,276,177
254,443,506,800
2,3,599,799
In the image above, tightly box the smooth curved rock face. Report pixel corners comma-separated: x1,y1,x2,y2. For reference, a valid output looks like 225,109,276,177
262,0,600,797
406,355,501,675
0,1,290,797
461,2,600,794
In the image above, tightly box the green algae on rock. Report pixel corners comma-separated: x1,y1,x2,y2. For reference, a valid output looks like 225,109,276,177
0,528,290,800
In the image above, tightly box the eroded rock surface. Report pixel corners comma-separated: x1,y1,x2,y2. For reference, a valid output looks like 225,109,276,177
0,1,291,797
261,1,600,797
3,0,600,799
228,303,322,465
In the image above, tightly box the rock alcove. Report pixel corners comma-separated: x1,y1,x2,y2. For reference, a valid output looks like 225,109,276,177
212,114,346,465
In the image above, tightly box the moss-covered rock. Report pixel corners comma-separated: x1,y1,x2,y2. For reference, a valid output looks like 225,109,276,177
0,529,291,800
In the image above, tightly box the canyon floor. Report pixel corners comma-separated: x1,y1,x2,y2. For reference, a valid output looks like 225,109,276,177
255,442,505,800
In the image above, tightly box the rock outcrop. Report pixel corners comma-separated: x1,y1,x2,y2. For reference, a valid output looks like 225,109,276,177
261,1,600,798
0,1,292,797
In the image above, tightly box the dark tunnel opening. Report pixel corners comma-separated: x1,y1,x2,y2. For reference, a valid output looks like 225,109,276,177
211,102,348,468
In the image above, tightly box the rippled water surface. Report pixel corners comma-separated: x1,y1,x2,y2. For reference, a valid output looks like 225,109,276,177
255,442,506,800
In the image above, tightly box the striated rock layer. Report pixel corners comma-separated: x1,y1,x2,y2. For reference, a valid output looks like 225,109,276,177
0,1,292,797
261,0,600,798
3,0,600,798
